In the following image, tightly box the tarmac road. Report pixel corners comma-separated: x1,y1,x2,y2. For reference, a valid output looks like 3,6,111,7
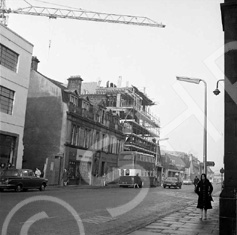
0,183,221,235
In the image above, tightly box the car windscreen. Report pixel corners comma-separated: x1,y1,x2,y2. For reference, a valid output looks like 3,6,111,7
2,170,19,177
166,177,177,181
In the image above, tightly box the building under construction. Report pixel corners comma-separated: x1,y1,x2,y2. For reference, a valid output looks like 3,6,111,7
81,80,162,181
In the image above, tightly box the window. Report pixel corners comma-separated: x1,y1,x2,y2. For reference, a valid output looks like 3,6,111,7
95,132,99,150
78,127,84,147
70,95,78,106
75,126,79,146
0,86,15,115
85,129,91,148
0,44,19,72
28,170,34,177
125,169,130,176
102,133,106,151
22,170,28,177
2,170,19,177
71,125,76,145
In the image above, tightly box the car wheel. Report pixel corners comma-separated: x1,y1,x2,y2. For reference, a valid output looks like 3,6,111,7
179,185,182,189
15,185,22,192
163,185,166,188
169,186,171,188
39,183,46,191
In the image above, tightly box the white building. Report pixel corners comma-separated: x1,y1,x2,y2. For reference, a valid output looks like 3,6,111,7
0,24,33,169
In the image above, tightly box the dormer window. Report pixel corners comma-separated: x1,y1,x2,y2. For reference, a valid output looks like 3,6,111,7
70,95,78,106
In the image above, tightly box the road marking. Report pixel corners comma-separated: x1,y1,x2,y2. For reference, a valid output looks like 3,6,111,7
20,212,49,235
19,216,59,224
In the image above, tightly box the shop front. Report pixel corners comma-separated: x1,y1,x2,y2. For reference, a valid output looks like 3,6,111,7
91,151,119,185
67,148,93,185
99,152,119,184
0,133,17,170
66,147,119,186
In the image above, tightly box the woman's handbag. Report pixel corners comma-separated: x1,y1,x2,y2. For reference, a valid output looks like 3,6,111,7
209,195,214,202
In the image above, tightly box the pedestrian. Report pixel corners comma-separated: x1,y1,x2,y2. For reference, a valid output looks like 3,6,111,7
195,173,213,220
35,168,41,178
193,175,199,191
62,169,68,186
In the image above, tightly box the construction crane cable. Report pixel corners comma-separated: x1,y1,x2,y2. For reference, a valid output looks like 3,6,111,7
33,0,83,11
23,0,32,6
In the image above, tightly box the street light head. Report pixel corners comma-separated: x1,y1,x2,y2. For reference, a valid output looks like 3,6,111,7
158,137,169,142
213,88,221,96
176,76,201,84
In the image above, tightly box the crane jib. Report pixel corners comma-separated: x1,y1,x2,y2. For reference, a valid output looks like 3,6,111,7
0,6,165,28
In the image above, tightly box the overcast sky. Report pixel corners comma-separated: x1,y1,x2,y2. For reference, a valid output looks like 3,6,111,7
6,0,224,172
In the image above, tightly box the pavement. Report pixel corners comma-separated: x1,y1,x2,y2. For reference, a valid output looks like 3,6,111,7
47,183,119,190
47,184,220,235
128,194,220,235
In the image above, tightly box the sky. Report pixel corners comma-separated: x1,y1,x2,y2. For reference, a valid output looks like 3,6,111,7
5,0,224,172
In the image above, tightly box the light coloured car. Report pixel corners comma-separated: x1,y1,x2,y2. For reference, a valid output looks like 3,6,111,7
183,179,193,185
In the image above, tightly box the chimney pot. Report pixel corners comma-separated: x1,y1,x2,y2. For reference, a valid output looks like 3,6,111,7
31,56,40,71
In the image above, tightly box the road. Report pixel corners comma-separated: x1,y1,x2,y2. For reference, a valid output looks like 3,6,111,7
0,183,221,235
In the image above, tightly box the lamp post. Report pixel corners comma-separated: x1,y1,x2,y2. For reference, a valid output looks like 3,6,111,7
155,137,169,166
176,76,207,175
156,137,169,186
213,79,224,95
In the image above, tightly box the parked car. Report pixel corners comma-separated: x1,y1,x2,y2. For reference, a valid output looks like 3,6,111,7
183,179,193,185
0,169,48,192
163,177,182,189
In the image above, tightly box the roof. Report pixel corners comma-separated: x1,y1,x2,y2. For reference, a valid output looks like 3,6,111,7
0,24,34,46
132,86,155,106
81,82,98,94
34,70,67,90
95,85,155,106
167,154,186,168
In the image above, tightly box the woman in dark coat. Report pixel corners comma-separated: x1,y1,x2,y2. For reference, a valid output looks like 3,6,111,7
195,173,213,220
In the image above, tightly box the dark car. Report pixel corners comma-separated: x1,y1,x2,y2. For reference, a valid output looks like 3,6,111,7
119,175,143,188
163,177,182,189
0,169,48,192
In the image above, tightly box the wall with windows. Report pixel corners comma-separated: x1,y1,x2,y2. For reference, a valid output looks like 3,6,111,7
0,24,33,169
66,107,125,185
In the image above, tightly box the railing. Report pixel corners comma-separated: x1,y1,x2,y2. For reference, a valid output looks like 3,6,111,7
125,135,157,153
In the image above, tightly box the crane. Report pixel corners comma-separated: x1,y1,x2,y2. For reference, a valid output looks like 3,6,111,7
0,0,165,28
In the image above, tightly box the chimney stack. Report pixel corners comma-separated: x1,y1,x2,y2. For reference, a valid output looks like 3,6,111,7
31,56,40,71
117,76,122,88
67,75,83,95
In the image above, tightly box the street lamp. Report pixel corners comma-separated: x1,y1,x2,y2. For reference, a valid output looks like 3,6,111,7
158,138,169,142
155,137,169,165
176,76,207,175
213,79,224,96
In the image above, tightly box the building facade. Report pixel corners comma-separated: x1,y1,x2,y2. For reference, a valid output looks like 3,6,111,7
0,24,33,169
23,58,124,185
161,150,214,183
160,151,186,180
220,1,237,234
81,80,162,183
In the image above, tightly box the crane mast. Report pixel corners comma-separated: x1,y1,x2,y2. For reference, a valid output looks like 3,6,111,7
0,2,165,28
